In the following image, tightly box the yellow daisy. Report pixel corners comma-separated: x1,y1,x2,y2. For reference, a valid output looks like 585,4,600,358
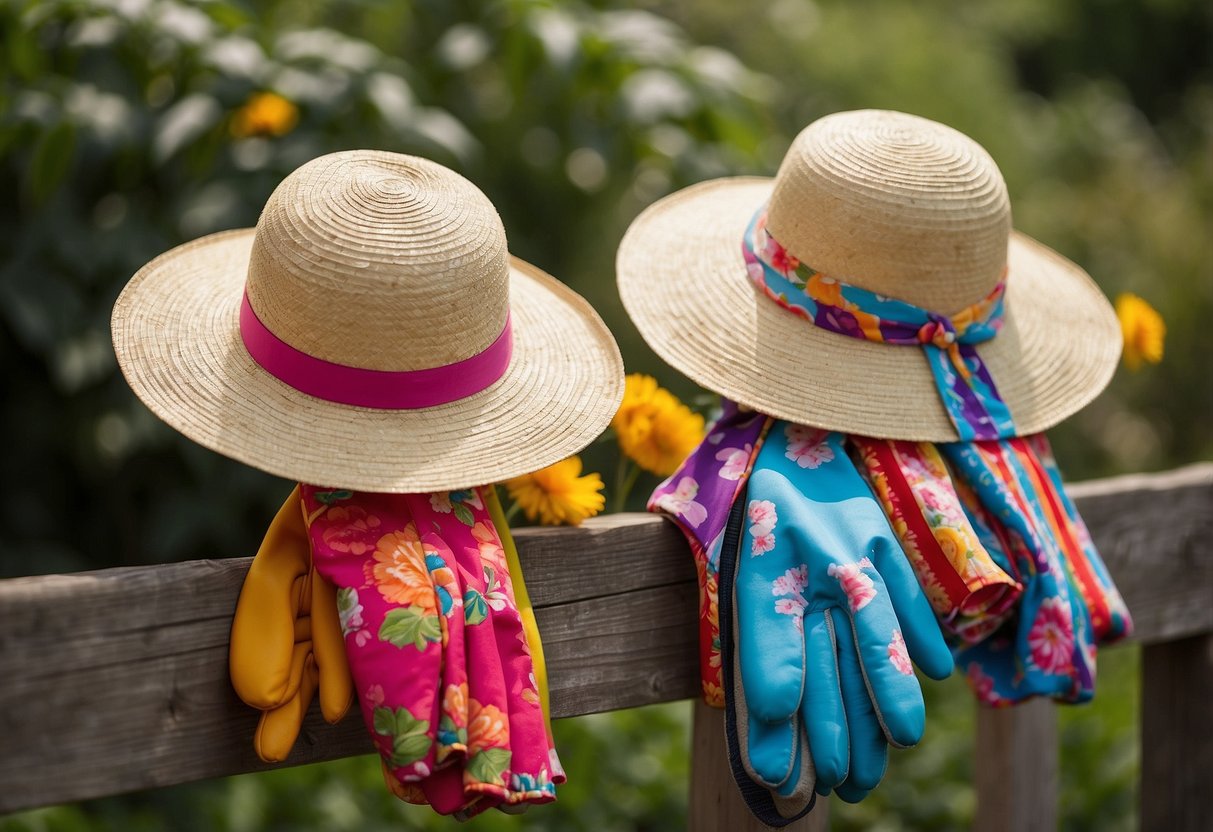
1115,293,1165,371
231,92,299,138
612,374,705,476
504,456,605,526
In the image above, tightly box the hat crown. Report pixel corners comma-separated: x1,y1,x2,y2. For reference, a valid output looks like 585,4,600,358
245,150,510,372
765,110,1011,315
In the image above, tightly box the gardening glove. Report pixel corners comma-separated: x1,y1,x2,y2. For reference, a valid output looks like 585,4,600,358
735,424,953,801
229,486,353,762
719,485,817,826
648,400,773,706
850,437,1021,643
941,436,1127,704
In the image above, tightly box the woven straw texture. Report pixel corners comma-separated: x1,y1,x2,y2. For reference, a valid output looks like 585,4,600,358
113,151,623,492
617,111,1120,441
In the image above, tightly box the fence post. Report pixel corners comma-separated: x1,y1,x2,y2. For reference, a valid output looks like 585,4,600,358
1140,633,1213,831
689,699,830,831
974,697,1058,832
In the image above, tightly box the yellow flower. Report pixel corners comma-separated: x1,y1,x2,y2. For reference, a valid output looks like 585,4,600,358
1115,292,1165,371
612,374,705,476
231,92,299,138
504,456,605,526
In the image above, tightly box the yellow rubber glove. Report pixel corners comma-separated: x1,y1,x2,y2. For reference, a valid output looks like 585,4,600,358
486,485,554,734
230,486,354,762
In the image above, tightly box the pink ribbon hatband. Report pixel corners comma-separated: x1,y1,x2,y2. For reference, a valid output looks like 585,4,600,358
239,293,513,409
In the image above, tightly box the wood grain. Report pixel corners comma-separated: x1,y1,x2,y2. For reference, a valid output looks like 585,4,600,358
974,698,1058,832
689,700,829,832
1140,633,1213,832
0,463,1209,814
1070,463,1213,645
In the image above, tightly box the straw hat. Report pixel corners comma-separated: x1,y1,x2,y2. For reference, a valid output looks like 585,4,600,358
617,110,1120,441
112,150,623,492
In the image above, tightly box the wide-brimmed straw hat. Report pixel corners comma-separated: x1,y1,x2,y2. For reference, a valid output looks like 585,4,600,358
617,109,1120,441
113,150,623,492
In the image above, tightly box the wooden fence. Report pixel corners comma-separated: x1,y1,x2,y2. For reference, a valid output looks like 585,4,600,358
1,463,1210,830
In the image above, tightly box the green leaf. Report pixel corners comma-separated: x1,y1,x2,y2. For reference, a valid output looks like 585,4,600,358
466,747,512,785
315,489,353,505
463,589,488,625
452,501,475,526
391,707,428,737
390,732,434,768
372,706,395,738
372,706,432,768
379,607,441,650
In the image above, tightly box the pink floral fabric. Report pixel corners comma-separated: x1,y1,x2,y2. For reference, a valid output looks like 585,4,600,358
301,485,562,815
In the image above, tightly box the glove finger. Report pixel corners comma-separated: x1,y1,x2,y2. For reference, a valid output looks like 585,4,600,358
254,639,311,716
293,616,312,642
737,469,808,723
231,486,311,709
310,566,353,724
744,715,797,788
872,537,954,681
771,716,817,819
834,607,890,791
800,609,848,789
844,569,927,748
833,777,873,804
253,651,318,763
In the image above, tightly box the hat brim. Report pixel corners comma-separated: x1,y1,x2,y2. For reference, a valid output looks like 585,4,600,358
113,229,623,492
617,177,1121,441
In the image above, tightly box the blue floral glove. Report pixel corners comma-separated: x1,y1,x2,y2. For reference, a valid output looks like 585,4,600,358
735,424,953,800
720,487,817,826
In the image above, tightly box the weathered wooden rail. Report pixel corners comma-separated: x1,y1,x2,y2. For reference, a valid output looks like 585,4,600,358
1,464,1210,830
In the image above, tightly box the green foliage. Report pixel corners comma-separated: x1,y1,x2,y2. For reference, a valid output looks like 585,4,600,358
463,587,490,625
374,707,435,769
1,0,1206,828
379,607,442,650
466,748,513,787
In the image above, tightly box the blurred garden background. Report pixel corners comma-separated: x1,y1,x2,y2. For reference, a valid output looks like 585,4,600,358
1,0,1210,829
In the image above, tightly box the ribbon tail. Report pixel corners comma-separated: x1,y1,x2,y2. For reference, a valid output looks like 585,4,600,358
924,345,1014,440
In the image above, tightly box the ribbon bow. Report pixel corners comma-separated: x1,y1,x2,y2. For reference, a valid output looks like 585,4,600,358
742,208,1016,440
